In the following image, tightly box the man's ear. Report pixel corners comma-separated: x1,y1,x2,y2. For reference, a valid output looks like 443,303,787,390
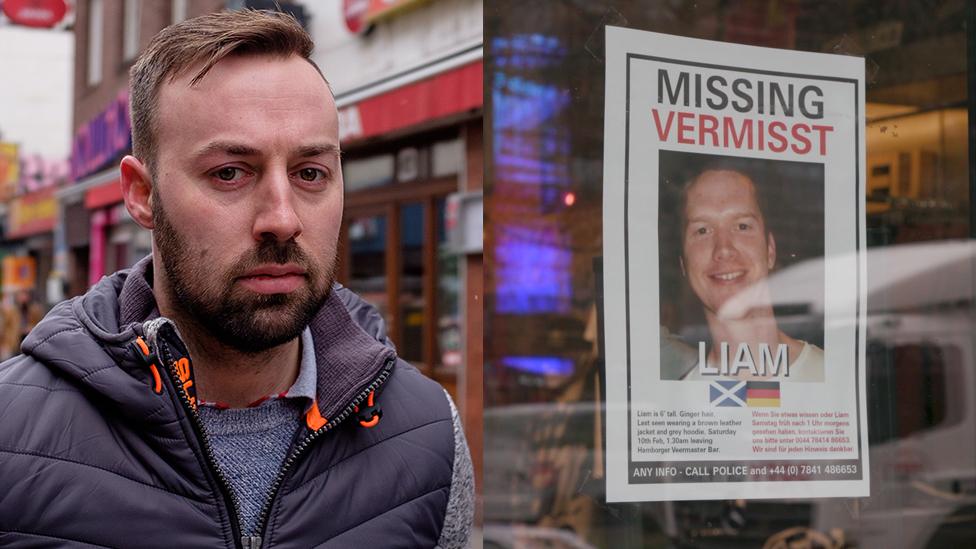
120,155,154,230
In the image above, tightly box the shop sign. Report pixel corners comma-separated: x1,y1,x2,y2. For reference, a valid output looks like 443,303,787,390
71,91,131,181
342,0,368,33
338,105,364,141
84,177,123,210
7,188,57,239
343,0,429,34
364,0,428,22
601,27,867,501
19,153,69,194
1,0,68,28
0,142,19,202
338,60,481,142
1,255,36,293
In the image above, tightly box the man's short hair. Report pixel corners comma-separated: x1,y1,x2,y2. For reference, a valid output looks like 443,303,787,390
129,9,323,176
679,157,771,239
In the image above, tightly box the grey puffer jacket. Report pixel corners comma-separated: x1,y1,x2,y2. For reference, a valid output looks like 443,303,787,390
0,259,461,548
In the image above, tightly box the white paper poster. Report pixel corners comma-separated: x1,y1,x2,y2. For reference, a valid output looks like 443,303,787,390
602,26,868,502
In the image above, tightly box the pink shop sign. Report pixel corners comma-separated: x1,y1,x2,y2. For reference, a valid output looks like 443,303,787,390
71,91,131,181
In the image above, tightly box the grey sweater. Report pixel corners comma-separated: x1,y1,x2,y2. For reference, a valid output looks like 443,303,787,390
198,329,474,547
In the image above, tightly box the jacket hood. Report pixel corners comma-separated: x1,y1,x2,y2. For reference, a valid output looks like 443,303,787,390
21,255,397,424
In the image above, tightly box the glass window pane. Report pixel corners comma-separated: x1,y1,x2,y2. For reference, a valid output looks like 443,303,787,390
346,213,388,326
432,138,464,177
436,197,461,375
344,154,395,193
485,1,976,548
399,202,424,364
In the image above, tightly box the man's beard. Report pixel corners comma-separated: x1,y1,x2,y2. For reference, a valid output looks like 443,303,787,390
152,192,335,354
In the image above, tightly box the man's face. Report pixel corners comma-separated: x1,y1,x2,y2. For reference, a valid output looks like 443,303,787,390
151,54,342,353
681,170,775,318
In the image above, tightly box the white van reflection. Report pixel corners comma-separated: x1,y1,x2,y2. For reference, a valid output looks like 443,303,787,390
485,240,976,548
723,239,976,547
809,240,976,549
483,523,600,549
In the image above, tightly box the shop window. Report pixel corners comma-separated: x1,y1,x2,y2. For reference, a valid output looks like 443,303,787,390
485,1,976,547
345,212,389,324
87,0,103,87
123,0,141,62
343,154,394,192
343,199,460,378
399,202,425,363
432,138,463,177
341,127,465,391
396,148,423,183
171,0,188,24
436,197,462,376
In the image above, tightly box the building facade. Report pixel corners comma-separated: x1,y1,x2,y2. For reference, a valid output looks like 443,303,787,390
306,0,484,498
63,0,224,300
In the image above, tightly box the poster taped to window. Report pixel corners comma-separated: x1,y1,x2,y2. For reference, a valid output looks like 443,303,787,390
602,26,868,502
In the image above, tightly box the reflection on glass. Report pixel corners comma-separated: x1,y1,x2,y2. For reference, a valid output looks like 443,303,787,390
485,1,976,548
490,30,578,402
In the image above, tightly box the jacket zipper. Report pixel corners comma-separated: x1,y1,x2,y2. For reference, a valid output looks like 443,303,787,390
240,535,262,549
253,361,395,543
153,337,248,549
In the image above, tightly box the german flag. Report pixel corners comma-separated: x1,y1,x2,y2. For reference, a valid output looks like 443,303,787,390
746,381,780,407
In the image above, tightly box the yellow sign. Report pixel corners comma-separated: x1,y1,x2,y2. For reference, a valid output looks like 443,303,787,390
7,188,57,238
0,142,20,202
2,255,36,293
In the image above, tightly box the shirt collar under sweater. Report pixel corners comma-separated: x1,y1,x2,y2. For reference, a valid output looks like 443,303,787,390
196,327,317,410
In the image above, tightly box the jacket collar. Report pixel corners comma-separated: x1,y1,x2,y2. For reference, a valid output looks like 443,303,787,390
121,256,396,422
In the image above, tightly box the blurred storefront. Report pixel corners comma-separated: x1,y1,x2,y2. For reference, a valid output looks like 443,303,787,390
485,1,976,548
63,0,225,294
0,137,65,305
3,188,57,303
307,0,484,491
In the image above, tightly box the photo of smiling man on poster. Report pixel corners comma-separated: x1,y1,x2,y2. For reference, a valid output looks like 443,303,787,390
658,152,825,382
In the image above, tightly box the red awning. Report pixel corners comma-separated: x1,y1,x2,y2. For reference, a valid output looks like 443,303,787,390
339,60,482,143
85,178,123,210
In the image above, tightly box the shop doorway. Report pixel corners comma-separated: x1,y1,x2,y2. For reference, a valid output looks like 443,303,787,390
340,176,460,394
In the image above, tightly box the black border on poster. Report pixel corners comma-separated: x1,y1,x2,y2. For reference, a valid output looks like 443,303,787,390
969,2,976,238
620,53,864,486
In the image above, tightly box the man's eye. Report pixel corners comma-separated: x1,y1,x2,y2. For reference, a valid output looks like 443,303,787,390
695,227,708,235
294,167,328,183
737,222,751,230
213,167,245,181
300,168,323,181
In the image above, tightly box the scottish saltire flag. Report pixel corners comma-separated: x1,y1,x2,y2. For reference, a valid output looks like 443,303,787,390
746,381,781,407
710,380,747,407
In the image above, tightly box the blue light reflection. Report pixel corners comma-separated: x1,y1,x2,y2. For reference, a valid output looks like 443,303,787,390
501,356,575,376
491,33,572,316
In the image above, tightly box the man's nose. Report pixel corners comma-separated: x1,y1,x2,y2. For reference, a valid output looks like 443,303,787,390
253,171,303,242
712,229,737,260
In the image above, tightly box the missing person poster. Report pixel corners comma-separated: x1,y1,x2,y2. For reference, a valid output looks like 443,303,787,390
602,26,867,502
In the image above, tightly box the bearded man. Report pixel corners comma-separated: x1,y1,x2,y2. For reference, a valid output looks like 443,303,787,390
0,10,472,548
